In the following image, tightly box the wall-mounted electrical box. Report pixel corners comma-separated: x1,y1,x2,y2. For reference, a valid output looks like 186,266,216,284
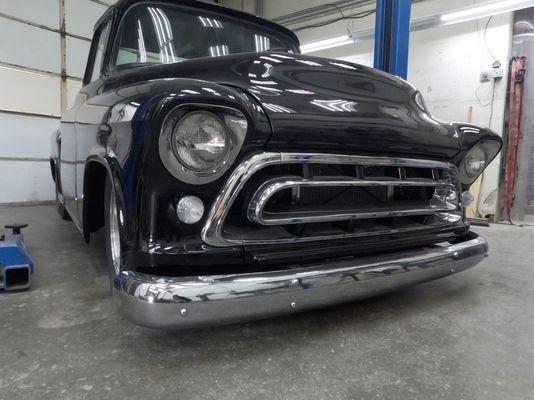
479,61,504,82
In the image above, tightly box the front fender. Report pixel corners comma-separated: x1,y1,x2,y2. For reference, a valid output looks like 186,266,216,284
80,77,270,263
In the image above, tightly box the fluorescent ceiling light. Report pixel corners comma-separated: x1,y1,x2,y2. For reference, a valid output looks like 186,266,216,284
299,0,534,54
300,34,354,54
441,0,534,25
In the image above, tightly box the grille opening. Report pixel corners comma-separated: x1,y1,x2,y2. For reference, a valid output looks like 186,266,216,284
223,214,440,242
362,165,400,179
209,154,462,246
258,164,445,181
405,167,436,180
263,185,436,215
310,164,356,177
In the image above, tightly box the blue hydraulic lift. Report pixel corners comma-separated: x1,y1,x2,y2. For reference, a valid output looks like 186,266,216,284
373,0,412,79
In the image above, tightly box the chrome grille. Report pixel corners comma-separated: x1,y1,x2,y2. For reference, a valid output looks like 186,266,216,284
201,153,462,247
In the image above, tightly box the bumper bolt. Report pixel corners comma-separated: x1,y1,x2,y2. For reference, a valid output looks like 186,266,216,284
290,302,296,309
180,308,188,317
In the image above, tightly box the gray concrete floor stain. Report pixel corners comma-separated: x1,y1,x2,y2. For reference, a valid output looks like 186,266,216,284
0,205,533,400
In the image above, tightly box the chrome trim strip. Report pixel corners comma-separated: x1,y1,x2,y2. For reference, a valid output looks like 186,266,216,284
202,152,282,247
113,233,488,329
279,153,453,169
247,176,458,225
201,152,458,247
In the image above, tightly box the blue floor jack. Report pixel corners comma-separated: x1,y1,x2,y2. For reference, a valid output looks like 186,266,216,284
0,224,33,291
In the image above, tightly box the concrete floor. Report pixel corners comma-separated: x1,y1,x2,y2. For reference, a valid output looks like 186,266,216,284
1,205,533,400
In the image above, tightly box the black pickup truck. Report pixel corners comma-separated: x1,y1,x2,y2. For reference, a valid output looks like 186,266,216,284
50,0,501,328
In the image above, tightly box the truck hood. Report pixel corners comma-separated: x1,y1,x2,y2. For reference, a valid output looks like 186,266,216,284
106,52,461,159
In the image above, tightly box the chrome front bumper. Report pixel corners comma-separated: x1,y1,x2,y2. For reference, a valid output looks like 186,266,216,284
113,233,488,329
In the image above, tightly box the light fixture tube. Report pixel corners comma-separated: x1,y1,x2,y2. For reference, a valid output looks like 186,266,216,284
441,0,533,25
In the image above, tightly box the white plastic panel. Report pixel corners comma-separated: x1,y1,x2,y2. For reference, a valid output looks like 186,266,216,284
65,0,108,38
0,66,61,116
0,0,60,28
0,17,61,73
0,160,55,203
67,79,83,110
0,112,59,158
66,36,91,79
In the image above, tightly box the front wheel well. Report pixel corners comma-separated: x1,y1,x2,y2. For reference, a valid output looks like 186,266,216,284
83,161,108,242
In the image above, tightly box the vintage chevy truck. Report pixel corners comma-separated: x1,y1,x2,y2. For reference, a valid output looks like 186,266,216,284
51,0,502,328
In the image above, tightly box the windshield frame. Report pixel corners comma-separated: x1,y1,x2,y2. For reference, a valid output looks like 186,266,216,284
107,1,300,72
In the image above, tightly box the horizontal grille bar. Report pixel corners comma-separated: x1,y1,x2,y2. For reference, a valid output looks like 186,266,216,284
248,177,458,225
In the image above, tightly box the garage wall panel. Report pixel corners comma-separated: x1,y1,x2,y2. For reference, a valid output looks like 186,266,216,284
0,66,61,116
0,160,54,203
0,0,59,28
67,79,83,109
66,36,90,79
0,17,60,73
65,0,108,38
0,0,117,204
0,112,59,159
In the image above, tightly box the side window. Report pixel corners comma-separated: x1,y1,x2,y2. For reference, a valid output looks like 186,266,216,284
85,20,111,84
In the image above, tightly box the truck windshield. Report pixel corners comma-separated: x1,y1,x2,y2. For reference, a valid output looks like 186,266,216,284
112,4,296,68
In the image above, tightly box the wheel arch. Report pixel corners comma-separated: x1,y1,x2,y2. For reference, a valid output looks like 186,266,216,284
82,154,124,243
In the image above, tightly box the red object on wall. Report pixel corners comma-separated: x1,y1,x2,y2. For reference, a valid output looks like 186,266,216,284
501,56,527,221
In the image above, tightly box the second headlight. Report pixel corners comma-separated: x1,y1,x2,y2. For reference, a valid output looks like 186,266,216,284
459,139,501,186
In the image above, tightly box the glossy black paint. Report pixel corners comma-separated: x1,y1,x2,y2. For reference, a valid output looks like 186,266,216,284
103,52,500,160
52,0,501,274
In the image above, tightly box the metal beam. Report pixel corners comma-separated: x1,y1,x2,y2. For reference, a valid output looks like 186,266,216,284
373,0,411,79
59,0,68,113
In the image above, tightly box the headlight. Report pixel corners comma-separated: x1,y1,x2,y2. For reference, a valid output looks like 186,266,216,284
459,139,501,186
464,145,487,178
159,105,248,185
172,111,228,172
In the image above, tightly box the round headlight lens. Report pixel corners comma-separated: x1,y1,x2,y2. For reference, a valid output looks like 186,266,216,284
464,146,487,178
172,111,228,172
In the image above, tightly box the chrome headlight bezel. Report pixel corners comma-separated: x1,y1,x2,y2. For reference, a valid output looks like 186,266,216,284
459,139,502,186
159,104,248,185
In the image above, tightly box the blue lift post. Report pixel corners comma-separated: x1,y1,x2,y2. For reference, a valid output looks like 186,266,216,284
373,0,412,79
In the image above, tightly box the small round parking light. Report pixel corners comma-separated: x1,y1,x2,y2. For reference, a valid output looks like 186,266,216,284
176,195,204,224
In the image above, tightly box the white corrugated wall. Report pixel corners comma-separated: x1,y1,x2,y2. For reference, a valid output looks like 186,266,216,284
0,0,116,204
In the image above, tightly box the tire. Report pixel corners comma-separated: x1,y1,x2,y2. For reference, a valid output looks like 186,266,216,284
104,176,122,287
55,169,71,221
